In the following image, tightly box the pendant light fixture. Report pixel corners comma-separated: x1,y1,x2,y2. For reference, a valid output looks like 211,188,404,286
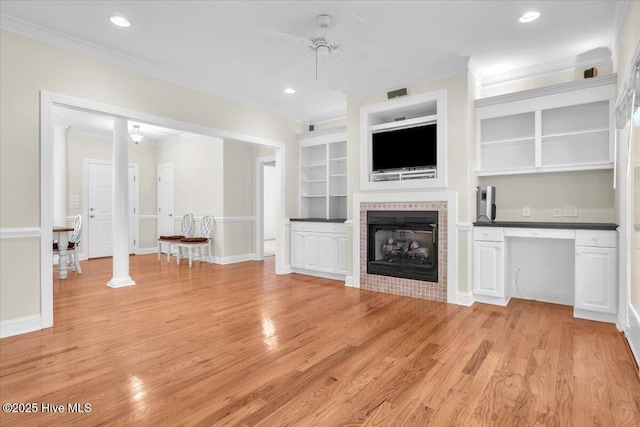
129,125,144,144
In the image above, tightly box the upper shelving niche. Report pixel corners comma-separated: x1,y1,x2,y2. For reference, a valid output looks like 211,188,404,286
360,89,447,190
475,74,616,176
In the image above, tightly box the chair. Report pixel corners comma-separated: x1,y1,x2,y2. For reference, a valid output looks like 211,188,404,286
177,214,215,267
54,214,83,274
157,213,194,263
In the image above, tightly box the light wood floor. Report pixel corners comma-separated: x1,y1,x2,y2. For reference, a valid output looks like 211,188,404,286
1,255,639,426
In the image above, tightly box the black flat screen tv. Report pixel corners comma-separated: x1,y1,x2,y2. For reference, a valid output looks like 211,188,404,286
371,123,437,172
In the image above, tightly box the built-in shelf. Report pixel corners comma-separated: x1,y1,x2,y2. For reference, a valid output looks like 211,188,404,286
298,128,347,219
475,75,616,176
360,90,447,189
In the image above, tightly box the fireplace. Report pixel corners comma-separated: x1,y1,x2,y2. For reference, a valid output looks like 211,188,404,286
367,210,438,282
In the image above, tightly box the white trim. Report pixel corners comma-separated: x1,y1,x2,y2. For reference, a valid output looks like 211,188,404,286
574,308,619,324
625,303,640,374
39,91,288,336
137,247,158,255
256,155,277,262
291,267,346,281
297,125,348,140
456,222,473,232
345,275,355,287
352,191,459,304
610,0,630,55
0,314,42,339
0,227,41,239
212,254,256,265
481,49,613,87
344,219,353,228
457,292,475,307
139,215,158,221
308,110,348,126
476,74,618,108
106,276,136,288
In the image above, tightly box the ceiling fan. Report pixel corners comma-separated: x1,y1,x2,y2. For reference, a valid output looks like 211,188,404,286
262,14,350,81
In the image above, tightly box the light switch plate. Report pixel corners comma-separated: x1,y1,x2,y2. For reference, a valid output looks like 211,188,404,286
553,207,562,217
564,205,578,217
522,206,531,217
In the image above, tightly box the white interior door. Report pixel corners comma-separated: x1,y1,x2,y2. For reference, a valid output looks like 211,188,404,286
87,161,137,258
157,164,175,237
88,162,113,258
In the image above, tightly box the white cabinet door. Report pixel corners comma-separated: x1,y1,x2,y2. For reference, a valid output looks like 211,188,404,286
318,234,336,272
575,246,617,314
335,234,348,275
291,231,305,268
304,233,319,270
473,241,504,298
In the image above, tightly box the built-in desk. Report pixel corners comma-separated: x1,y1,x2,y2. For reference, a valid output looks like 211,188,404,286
472,221,618,324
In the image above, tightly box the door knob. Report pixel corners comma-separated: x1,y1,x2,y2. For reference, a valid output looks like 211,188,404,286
89,215,95,218
90,208,94,211
169,213,173,217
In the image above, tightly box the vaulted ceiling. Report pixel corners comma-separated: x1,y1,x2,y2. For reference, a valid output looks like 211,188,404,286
1,1,624,124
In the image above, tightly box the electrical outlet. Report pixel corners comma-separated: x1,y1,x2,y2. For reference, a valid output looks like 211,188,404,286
553,207,562,217
563,205,578,217
522,206,531,217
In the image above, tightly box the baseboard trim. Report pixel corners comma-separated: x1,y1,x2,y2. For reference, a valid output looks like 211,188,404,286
625,304,640,374
345,275,355,287
137,247,157,255
1,314,42,338
213,254,255,265
290,267,347,281
457,291,475,306
107,276,136,288
573,308,618,324
512,288,574,307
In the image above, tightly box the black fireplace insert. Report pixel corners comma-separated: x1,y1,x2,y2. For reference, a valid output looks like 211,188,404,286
367,210,438,282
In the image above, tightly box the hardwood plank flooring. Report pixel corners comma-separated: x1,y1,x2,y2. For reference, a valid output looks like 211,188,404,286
1,255,639,426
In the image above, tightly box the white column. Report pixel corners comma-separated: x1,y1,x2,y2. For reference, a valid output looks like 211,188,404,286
107,118,135,288
52,125,68,226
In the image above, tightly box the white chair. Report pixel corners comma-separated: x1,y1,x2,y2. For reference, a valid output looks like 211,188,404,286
54,214,83,274
177,214,215,267
157,213,194,263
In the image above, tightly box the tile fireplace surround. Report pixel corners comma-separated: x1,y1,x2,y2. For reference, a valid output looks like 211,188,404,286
352,192,458,305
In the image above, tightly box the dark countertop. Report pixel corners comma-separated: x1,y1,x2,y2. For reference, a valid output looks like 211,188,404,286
473,221,618,231
290,218,347,223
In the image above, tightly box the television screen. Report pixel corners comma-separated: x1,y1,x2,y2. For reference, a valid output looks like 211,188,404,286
371,123,437,172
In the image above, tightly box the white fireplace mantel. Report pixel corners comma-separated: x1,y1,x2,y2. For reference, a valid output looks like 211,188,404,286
351,191,458,304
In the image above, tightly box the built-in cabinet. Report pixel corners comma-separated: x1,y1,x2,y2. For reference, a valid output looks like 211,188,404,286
574,230,617,320
475,75,616,176
472,227,507,305
472,224,618,323
299,128,347,219
290,221,347,277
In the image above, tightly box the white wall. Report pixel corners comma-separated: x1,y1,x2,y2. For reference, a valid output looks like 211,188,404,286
0,30,304,324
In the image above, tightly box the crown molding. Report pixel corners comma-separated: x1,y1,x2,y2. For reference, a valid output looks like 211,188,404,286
346,56,470,101
0,14,311,124
475,74,617,108
610,0,630,54
480,48,613,87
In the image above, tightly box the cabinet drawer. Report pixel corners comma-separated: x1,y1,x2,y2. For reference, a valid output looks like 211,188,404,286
318,222,347,234
473,227,503,242
575,230,617,248
503,228,574,240
290,221,319,232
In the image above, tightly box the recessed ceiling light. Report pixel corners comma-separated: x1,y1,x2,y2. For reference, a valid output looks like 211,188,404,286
519,11,540,23
284,88,296,94
110,15,131,28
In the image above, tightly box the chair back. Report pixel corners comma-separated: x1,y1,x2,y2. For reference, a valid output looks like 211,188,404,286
181,213,195,237
70,214,82,244
200,214,215,238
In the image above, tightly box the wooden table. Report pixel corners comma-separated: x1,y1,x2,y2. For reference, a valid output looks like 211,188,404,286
53,226,74,279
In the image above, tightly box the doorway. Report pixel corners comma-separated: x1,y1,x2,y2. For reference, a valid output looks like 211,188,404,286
157,163,175,238
256,155,277,261
85,160,138,258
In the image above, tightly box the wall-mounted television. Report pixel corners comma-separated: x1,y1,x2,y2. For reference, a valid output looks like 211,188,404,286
371,123,437,172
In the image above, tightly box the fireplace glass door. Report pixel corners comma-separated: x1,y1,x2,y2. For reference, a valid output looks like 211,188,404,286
367,211,438,282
